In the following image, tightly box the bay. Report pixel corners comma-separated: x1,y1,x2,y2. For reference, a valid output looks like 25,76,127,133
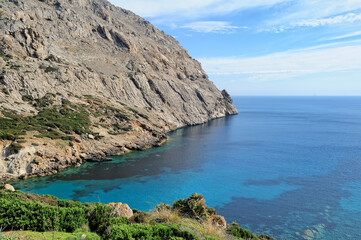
13,96,361,239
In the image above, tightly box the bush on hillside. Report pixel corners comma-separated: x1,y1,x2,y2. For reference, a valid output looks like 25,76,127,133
107,223,198,240
172,193,217,221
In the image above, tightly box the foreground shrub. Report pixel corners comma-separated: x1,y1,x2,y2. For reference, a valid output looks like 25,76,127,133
107,223,198,240
0,191,87,232
0,190,272,240
0,197,87,232
172,193,217,221
226,222,274,240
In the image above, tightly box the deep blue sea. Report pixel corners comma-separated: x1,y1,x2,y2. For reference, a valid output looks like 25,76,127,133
12,97,361,239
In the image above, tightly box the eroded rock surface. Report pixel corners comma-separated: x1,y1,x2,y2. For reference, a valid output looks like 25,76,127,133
0,0,237,181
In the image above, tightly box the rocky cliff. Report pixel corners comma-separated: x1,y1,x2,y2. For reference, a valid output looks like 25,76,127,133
0,0,237,181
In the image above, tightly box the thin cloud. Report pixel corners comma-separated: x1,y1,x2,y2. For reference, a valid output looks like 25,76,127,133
109,0,361,31
109,0,290,19
265,12,361,32
295,12,361,27
181,21,245,33
199,42,361,81
324,31,361,41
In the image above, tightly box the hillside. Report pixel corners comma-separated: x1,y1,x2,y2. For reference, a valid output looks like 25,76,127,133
0,0,237,181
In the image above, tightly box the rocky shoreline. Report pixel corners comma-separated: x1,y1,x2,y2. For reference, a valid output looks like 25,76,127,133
1,112,235,183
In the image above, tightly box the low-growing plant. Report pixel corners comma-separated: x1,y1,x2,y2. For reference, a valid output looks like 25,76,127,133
1,88,9,95
9,142,22,154
88,203,115,236
173,193,216,222
106,223,198,240
0,196,87,232
226,222,272,240
0,102,92,141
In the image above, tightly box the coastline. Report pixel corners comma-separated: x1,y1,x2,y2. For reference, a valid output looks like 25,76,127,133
1,113,236,183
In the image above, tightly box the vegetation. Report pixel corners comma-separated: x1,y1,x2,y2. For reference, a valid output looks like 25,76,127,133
22,93,55,108
0,230,100,240
0,99,92,141
127,107,149,120
0,190,272,240
39,65,58,73
173,193,217,221
0,53,12,61
0,94,142,143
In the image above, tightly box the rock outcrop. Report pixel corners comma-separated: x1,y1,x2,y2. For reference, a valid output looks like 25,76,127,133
107,202,133,218
0,0,237,181
3,183,15,191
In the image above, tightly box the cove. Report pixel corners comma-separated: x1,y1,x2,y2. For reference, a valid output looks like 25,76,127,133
12,96,361,239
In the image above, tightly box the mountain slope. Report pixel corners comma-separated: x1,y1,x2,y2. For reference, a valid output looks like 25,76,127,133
0,0,237,181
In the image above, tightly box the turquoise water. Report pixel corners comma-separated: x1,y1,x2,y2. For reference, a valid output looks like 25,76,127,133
12,97,361,239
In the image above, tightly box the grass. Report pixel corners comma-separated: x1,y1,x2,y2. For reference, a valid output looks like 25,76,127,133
147,206,226,240
0,230,100,240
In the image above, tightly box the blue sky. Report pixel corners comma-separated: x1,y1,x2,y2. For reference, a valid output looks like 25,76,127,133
109,0,361,96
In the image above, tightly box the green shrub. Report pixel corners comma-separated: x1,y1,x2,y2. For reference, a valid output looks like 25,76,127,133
226,222,261,240
9,142,22,154
0,103,92,141
127,107,139,114
0,197,87,232
45,54,56,62
1,88,9,95
88,203,115,236
115,113,129,121
0,53,12,61
45,66,58,73
129,211,149,223
172,193,216,222
22,95,34,102
39,65,58,73
107,223,198,240
138,113,149,120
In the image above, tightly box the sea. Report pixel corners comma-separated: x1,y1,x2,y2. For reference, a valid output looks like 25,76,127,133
12,96,361,240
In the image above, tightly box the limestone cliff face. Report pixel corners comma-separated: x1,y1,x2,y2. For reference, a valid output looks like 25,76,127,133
0,0,237,181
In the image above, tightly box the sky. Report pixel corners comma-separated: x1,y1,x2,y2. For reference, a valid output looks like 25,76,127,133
109,0,361,96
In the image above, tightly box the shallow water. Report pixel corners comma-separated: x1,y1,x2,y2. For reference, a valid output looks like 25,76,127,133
12,96,361,239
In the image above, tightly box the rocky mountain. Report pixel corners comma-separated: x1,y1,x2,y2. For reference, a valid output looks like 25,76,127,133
0,0,237,181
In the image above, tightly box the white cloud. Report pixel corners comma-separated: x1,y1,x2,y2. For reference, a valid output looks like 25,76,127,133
265,12,361,32
199,42,361,81
181,21,244,33
294,13,361,27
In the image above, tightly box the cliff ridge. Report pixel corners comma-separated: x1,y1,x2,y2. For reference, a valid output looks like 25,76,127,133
0,0,237,181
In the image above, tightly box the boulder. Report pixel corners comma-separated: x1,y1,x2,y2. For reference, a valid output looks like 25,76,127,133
107,202,133,218
3,184,15,191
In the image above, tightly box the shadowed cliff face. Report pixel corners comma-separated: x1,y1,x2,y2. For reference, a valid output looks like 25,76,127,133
0,0,237,180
